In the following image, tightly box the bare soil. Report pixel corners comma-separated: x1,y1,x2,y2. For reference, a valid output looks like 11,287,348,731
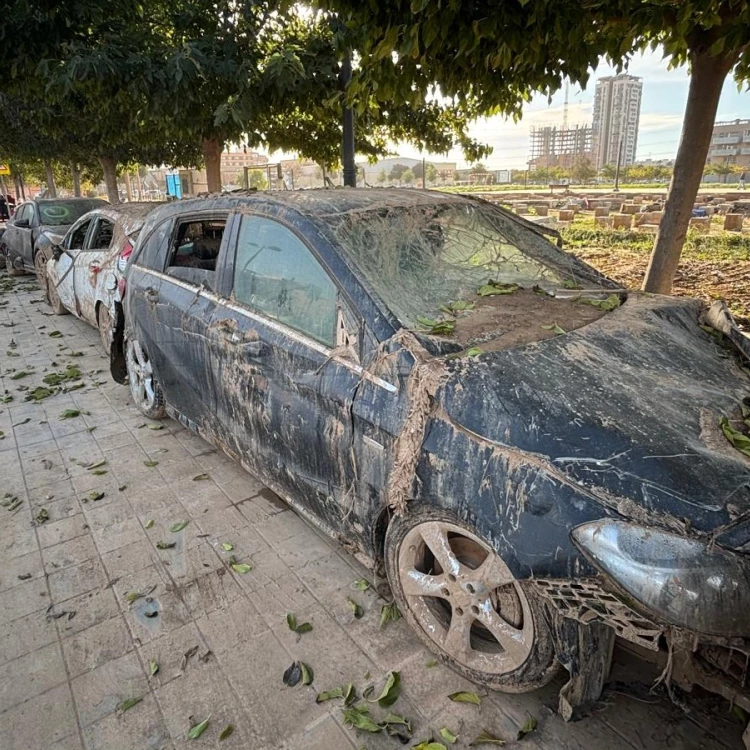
452,288,608,351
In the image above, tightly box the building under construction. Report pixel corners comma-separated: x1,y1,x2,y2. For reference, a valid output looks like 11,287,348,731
529,124,594,168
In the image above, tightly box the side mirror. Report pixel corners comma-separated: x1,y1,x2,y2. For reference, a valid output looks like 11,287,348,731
52,245,62,261
15,218,29,228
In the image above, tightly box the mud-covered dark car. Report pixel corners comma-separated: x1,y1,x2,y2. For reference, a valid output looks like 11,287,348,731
119,189,750,718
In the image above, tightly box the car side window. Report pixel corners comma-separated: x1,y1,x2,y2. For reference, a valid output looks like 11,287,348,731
15,204,31,224
67,220,91,251
165,217,226,290
135,219,172,270
86,219,114,251
233,216,337,347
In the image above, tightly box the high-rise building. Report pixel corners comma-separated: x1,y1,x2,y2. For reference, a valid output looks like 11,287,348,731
592,74,643,169
706,119,750,168
529,124,594,169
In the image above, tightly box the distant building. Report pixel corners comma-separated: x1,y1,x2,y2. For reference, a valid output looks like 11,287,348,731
706,119,750,167
592,74,642,169
529,124,593,168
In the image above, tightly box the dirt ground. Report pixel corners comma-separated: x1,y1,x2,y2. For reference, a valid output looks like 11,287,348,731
0,271,747,749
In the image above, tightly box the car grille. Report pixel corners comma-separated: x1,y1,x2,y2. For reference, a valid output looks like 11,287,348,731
532,578,663,651
696,644,750,690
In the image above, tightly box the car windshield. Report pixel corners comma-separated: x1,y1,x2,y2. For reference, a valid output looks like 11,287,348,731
38,200,104,227
328,199,608,327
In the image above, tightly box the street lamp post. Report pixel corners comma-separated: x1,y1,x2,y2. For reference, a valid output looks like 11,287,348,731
340,55,356,188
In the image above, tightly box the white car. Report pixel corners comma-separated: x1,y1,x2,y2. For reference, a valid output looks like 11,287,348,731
45,203,161,370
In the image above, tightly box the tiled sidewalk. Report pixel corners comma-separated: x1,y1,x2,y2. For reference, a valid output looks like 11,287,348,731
0,271,743,749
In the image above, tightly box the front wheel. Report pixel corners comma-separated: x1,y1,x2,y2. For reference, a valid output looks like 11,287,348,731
125,338,166,419
47,274,69,315
384,504,558,692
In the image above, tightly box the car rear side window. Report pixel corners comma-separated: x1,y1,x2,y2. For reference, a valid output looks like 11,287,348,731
87,219,114,250
233,216,337,347
67,220,91,250
165,218,225,290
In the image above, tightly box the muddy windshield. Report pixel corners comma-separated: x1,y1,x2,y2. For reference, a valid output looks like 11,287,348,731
330,200,606,327
38,200,105,227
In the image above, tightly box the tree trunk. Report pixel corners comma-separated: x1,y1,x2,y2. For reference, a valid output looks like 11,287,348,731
642,49,736,293
202,137,223,193
43,158,57,198
71,163,81,197
123,171,133,202
99,154,120,204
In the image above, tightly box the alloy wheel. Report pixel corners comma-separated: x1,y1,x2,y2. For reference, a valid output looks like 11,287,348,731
126,339,156,412
396,520,534,675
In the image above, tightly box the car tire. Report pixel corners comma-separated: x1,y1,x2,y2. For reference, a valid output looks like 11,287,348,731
34,249,49,300
125,338,166,419
97,304,112,352
384,504,558,693
6,254,25,276
47,276,69,315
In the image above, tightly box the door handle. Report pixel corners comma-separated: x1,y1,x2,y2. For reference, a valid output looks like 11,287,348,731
145,287,159,302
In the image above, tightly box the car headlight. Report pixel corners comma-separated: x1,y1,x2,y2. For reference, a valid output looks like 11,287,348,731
572,520,750,637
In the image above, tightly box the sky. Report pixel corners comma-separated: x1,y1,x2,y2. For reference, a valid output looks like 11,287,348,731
264,48,749,171
391,49,750,170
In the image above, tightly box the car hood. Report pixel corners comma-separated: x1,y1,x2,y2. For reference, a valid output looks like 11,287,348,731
40,225,71,244
438,293,750,546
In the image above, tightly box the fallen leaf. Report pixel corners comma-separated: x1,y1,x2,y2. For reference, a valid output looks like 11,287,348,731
425,659,438,668
720,417,750,458
156,541,176,549
10,370,30,380
59,409,81,420
465,347,484,357
91,469,108,476
17,572,32,580
286,613,313,633
352,578,371,591
540,323,566,335
372,671,400,708
144,519,154,529
219,724,234,741
119,697,142,713
516,715,537,740
477,281,519,296
181,645,199,670
86,490,104,502
193,473,210,481
48,330,63,338
316,686,345,703
147,423,164,430
343,705,382,733
440,727,458,744
35,508,49,525
283,661,302,687
380,601,401,629
231,562,252,574
346,597,364,619
143,460,159,467
149,660,159,676
469,729,506,746
448,691,481,706
13,417,30,426
87,459,107,470
170,520,189,532
383,713,412,735
301,662,314,685
413,741,447,750
188,716,210,740
221,542,233,551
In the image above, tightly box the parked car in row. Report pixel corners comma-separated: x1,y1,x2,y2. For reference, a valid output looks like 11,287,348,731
44,203,160,367
1,197,106,279
115,189,750,713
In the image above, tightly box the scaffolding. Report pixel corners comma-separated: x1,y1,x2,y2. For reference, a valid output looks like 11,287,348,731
529,124,594,169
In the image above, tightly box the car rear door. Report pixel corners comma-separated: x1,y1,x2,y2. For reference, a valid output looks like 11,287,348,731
72,216,115,326
50,218,93,315
206,210,368,534
127,210,229,431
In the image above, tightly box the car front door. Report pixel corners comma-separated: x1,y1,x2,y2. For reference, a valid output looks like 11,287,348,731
72,216,115,326
5,203,34,268
51,218,93,315
127,211,229,431
207,210,374,537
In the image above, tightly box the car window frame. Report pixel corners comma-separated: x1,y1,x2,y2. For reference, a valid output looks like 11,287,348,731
15,203,32,225
226,211,351,351
84,216,115,252
65,217,93,251
161,210,230,291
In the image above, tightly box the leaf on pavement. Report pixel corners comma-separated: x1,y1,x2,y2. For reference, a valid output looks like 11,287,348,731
448,691,482,706
119,697,142,712
352,577,371,590
231,562,252,574
156,541,176,549
219,724,234,741
343,705,382,733
373,671,400,707
144,519,154,529
283,661,302,687
221,542,233,551
380,602,401,629
170,520,189,532
440,728,458,744
286,613,312,633
192,473,209,480
149,660,159,676
48,330,63,338
413,741,447,750
143,460,159,467
469,729,506,746
147,423,164,430
35,508,49,525
59,409,81,420
516,715,537,740
86,490,104,502
316,686,344,703
346,597,364,619
188,716,210,740
301,662,313,685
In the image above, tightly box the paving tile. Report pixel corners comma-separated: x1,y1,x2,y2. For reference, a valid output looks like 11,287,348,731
0,641,67,712
43,535,98,574
137,622,208,688
0,547,45,592
81,694,171,750
62,615,134,678
102,539,157,577
71,651,149,727
54,588,121,638
48,558,108,603
38,515,90,549
0,609,58,665
195,596,270,655
92,516,145,554
0,575,50,624
0,683,79,750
